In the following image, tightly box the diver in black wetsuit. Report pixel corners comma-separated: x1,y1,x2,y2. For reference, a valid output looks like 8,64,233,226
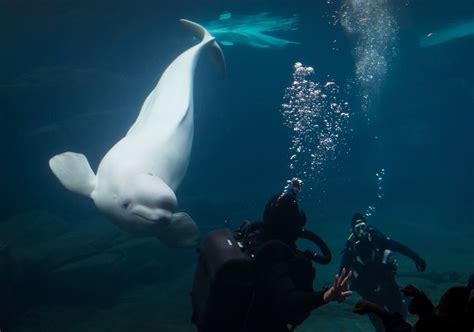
239,179,352,332
191,179,352,332
340,213,427,332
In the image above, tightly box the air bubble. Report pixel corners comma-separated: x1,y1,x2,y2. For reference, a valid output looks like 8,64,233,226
279,62,350,186
340,0,398,114
365,168,386,219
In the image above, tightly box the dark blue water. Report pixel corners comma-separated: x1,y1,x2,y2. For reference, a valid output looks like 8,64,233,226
1,0,473,331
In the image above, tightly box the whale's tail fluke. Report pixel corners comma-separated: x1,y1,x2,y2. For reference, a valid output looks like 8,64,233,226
180,19,213,42
180,19,226,75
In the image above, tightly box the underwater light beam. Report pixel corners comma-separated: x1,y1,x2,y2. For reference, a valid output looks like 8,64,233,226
420,19,474,48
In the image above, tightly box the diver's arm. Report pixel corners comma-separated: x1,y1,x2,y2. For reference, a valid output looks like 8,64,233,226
386,239,419,259
354,300,413,332
386,239,426,271
277,289,327,322
267,263,352,325
265,261,327,325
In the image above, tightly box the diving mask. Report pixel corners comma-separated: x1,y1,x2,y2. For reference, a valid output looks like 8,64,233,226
353,221,368,238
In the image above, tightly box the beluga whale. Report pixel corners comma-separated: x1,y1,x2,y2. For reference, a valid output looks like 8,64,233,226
49,19,225,248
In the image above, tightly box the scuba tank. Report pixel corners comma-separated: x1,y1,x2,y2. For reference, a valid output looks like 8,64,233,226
190,222,332,332
190,228,253,332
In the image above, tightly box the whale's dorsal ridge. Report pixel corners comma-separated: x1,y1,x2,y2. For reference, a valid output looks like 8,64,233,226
126,19,225,138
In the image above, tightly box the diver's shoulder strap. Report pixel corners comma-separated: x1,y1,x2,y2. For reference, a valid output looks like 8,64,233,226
347,232,356,242
347,232,358,249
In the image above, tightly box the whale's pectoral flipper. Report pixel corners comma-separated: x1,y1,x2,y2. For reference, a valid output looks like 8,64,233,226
180,19,226,75
157,212,200,248
49,152,96,197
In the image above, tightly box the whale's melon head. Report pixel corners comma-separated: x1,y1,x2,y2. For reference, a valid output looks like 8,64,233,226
92,173,178,234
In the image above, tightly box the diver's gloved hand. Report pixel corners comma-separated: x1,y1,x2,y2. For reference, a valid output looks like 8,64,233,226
415,258,427,272
323,268,352,303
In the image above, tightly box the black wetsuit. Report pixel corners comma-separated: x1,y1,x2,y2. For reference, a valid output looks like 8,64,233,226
340,227,424,332
243,239,327,332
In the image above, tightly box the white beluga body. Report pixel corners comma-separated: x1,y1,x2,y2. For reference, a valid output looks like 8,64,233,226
49,19,225,248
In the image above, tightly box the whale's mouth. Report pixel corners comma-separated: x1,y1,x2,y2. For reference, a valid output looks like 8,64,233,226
132,210,172,226
133,213,171,226
133,213,156,222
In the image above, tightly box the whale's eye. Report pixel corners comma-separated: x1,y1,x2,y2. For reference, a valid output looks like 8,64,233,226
122,201,130,209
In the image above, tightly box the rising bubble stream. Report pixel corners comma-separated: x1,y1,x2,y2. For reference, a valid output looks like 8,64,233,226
280,62,350,188
365,168,385,218
340,0,399,115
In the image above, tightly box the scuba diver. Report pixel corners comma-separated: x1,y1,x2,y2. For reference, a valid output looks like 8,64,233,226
340,212,427,332
191,178,352,332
